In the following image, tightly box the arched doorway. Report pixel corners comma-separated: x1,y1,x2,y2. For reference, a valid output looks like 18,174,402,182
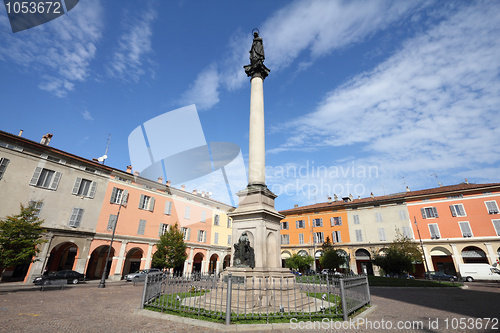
315,250,323,271
86,245,115,279
281,251,291,268
355,249,373,275
223,255,231,269
208,254,218,275
192,253,204,274
461,246,489,264
336,249,350,272
45,242,78,273
122,248,143,276
430,246,455,275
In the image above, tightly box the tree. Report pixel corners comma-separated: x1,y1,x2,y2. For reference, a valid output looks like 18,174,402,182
319,236,348,271
0,202,46,282
152,223,187,273
285,253,314,272
372,232,422,276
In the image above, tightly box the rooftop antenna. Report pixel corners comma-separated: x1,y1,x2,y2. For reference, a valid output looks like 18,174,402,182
431,173,442,187
98,134,111,164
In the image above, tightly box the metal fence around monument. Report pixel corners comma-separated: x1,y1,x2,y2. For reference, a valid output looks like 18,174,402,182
140,272,370,324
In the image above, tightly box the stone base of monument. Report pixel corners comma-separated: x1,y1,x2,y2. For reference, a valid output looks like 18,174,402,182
182,268,335,314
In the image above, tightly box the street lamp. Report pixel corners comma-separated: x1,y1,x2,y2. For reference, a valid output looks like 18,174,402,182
98,193,127,288
414,216,431,279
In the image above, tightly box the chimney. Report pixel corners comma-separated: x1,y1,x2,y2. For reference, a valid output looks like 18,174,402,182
40,133,53,146
349,194,353,201
181,185,186,191
126,165,133,173
294,204,298,208
370,192,374,198
166,180,171,186
327,196,332,203
133,171,140,176
18,129,23,137
201,191,206,197
192,189,198,195
157,176,163,184
406,186,411,192
333,194,338,202
465,178,469,184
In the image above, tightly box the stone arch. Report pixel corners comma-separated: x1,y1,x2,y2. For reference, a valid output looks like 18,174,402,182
266,232,277,268
297,250,309,256
46,242,79,273
355,248,373,275
192,252,204,273
429,245,456,275
461,246,489,264
223,254,231,269
208,253,219,275
86,245,115,279
122,247,143,276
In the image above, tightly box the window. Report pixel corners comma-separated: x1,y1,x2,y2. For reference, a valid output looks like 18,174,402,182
107,214,117,231
281,234,290,245
485,201,499,214
428,223,441,239
214,214,220,226
214,232,219,244
399,210,407,220
29,201,44,218
0,157,9,180
314,232,324,244
201,211,207,223
29,167,61,190
330,216,342,226
375,212,383,222
227,218,231,228
158,223,169,236
355,230,363,242
458,221,473,237
313,218,323,227
184,206,191,219
139,194,155,211
298,233,304,244
72,178,97,198
421,207,439,219
492,220,500,236
110,187,128,205
228,235,232,245
449,204,466,217
180,227,190,241
402,226,413,239
296,220,305,229
353,215,360,225
281,221,289,230
137,220,147,235
68,208,84,227
332,230,342,243
164,201,173,215
197,230,207,243
378,228,386,241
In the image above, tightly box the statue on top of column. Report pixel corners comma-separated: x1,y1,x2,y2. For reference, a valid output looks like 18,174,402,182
244,29,270,79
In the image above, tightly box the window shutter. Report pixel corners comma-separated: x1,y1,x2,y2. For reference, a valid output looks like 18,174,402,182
185,206,191,219
432,207,439,217
122,190,129,206
164,201,172,215
0,158,10,179
50,172,62,190
296,220,299,229
330,217,334,226
30,167,42,186
420,208,427,219
492,220,500,236
214,214,219,225
337,231,342,243
186,228,191,241
228,235,232,245
378,228,386,241
214,233,218,244
158,223,164,237
338,217,342,225
332,232,337,243
72,178,82,195
138,220,146,235
149,197,155,212
139,194,145,209
110,187,117,203
75,209,83,227
203,231,207,243
88,182,97,198
449,205,457,217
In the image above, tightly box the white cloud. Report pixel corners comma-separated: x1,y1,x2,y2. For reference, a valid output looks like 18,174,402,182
272,3,500,196
107,6,157,82
82,110,94,121
178,64,220,111
0,0,103,97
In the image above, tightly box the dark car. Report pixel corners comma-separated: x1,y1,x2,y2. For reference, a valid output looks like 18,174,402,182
33,270,85,285
423,271,457,281
304,269,317,276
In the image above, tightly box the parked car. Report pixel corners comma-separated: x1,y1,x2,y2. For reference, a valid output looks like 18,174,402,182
304,269,317,276
423,271,457,281
33,270,85,285
290,270,302,276
125,268,161,282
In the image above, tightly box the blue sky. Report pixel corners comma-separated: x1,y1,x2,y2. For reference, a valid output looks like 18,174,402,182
1,0,499,211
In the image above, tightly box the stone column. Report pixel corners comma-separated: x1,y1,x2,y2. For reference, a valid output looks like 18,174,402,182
113,241,128,279
145,243,153,269
484,243,496,265
248,75,265,186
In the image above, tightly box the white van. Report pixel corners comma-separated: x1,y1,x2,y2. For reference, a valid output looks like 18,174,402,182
458,264,500,282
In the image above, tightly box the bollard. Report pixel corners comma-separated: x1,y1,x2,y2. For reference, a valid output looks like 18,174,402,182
225,273,232,325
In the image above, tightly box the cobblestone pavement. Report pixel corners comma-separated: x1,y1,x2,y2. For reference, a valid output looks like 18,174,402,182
0,281,499,333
